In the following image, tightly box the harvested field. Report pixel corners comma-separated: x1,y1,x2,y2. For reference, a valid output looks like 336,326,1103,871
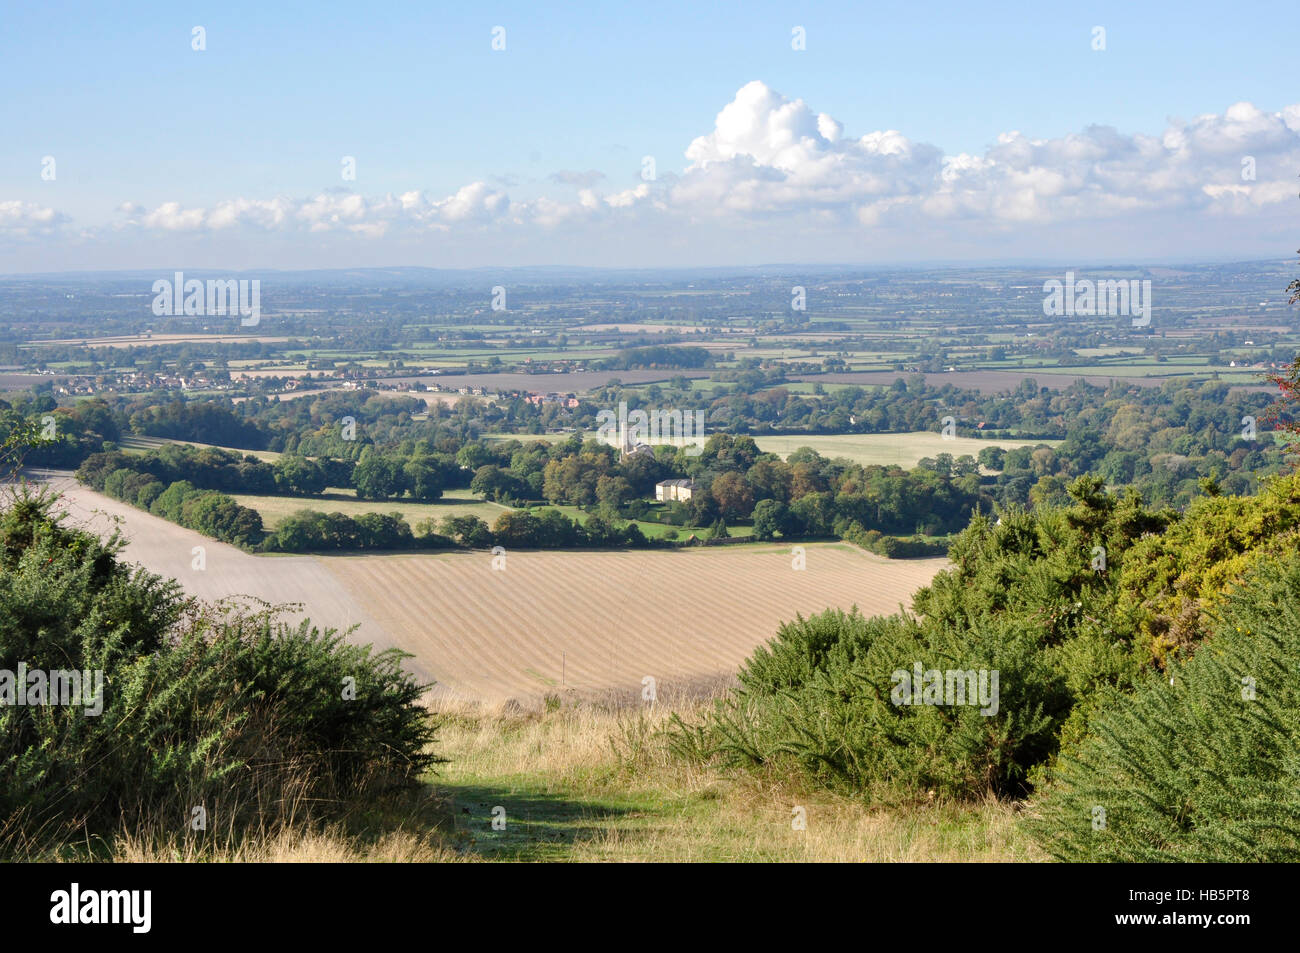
325,543,944,703
118,434,283,461
485,430,1058,468
0,372,47,392
37,474,416,668
36,477,947,706
233,488,507,530
754,431,1057,467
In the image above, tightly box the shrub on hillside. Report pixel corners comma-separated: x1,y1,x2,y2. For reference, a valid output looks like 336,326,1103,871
670,607,1069,799
0,488,438,851
1114,473,1300,664
1028,554,1300,861
671,474,1298,803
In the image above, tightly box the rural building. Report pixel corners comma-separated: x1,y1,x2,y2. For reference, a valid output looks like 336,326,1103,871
525,392,580,408
655,479,696,502
617,425,654,459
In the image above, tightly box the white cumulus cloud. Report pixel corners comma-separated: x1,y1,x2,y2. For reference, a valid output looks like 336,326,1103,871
0,200,67,238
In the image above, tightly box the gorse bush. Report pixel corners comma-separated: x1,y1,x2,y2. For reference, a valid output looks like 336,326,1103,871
1028,553,1300,861
1114,474,1300,663
0,488,438,852
673,473,1300,811
670,607,1068,799
671,476,1144,798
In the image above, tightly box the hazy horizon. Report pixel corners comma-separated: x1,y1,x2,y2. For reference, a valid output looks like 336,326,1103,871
3,256,1294,283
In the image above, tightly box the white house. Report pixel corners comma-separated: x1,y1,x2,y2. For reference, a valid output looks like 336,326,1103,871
655,479,696,502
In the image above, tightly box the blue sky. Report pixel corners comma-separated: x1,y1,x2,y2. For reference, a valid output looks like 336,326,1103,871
2,1,1297,271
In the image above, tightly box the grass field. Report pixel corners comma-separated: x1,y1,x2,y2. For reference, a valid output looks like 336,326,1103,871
486,429,1059,469
425,701,1039,861
232,487,507,530
119,433,284,461
540,502,753,539
637,520,754,539
753,431,1059,467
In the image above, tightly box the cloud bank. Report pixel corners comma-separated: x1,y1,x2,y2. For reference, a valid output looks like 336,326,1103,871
5,81,1299,265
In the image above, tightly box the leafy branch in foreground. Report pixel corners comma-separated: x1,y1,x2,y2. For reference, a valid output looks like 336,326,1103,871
1028,553,1300,862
